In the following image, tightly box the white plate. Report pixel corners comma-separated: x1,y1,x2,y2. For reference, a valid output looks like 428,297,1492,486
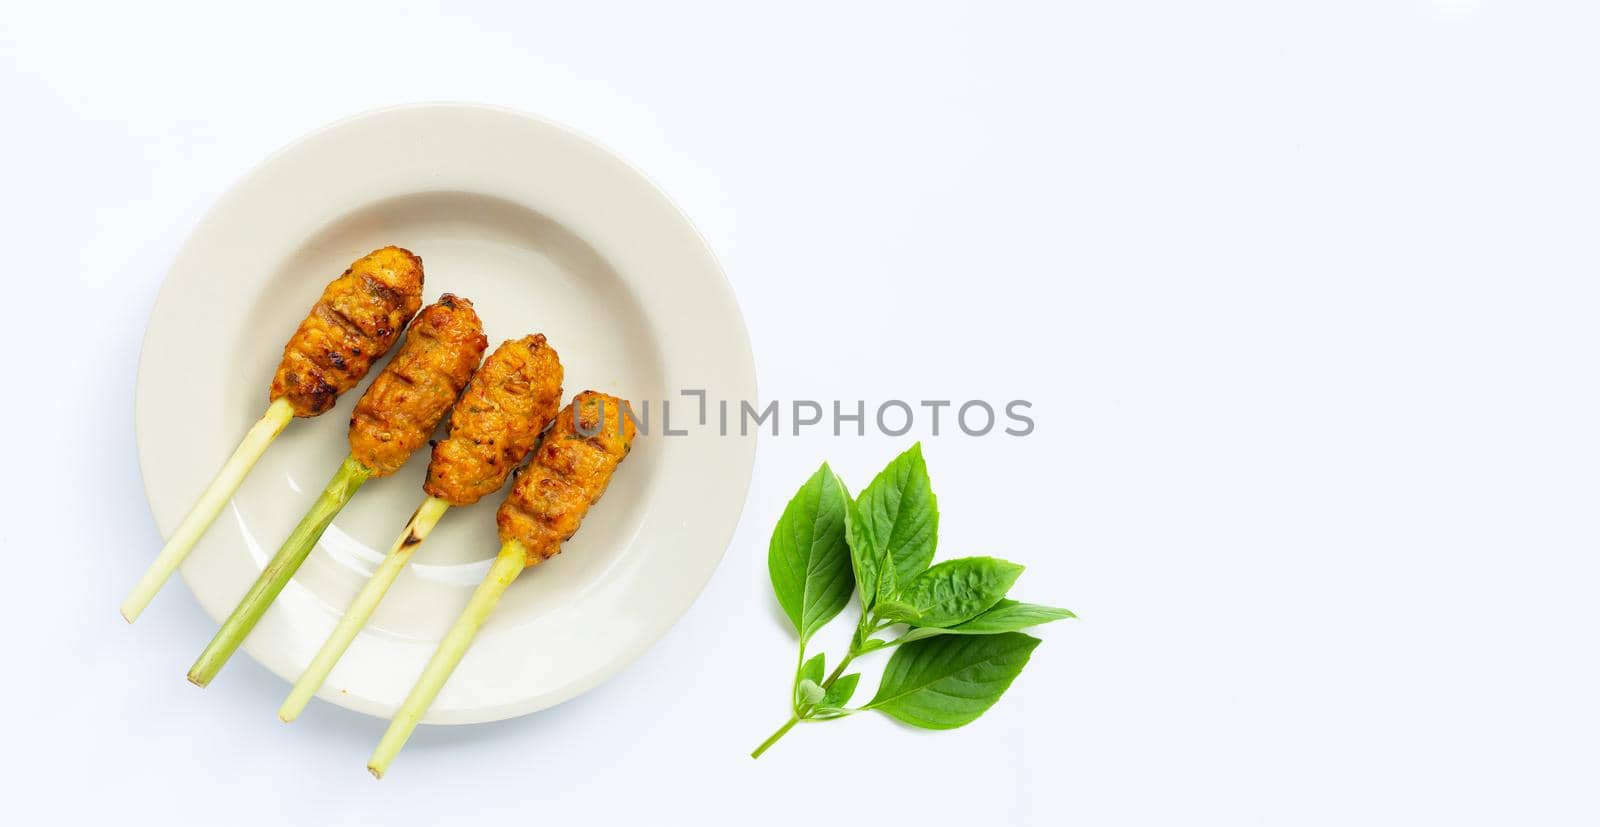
135,104,756,724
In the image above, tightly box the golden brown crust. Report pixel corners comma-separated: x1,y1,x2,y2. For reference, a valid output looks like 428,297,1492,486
347,295,488,477
269,246,425,417
423,335,564,506
496,391,637,566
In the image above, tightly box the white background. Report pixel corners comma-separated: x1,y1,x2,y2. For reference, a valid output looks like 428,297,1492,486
1,1,1595,824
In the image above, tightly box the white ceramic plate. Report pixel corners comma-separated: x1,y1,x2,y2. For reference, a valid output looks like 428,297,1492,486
135,104,756,724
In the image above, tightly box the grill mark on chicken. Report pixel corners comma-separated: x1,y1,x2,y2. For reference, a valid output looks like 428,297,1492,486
424,335,564,506
347,294,488,477
269,247,425,417
360,272,406,312
495,391,637,565
313,302,373,347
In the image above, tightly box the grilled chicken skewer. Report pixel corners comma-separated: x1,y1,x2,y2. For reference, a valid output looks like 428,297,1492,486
187,295,488,686
368,391,637,778
278,335,564,722
122,247,425,622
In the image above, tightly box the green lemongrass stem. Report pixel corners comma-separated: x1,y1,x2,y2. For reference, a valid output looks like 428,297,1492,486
279,496,452,722
188,455,372,687
368,540,525,779
122,398,295,623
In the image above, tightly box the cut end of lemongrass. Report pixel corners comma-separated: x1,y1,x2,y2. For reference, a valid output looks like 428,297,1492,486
367,541,525,777
368,765,384,780
188,455,371,686
121,398,295,623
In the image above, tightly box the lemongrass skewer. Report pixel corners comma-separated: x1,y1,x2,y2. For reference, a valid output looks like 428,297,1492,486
121,247,425,622
368,391,636,778
279,496,451,722
188,455,371,686
281,334,563,720
368,540,525,778
121,398,293,622
188,295,487,686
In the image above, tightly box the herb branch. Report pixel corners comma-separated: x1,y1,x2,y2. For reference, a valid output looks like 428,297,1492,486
753,443,1074,758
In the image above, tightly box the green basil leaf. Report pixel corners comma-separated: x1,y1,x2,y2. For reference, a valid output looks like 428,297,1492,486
894,556,1024,628
768,464,855,641
899,599,1076,644
855,637,889,654
866,633,1040,729
799,652,826,686
796,679,826,706
821,673,860,708
852,443,939,600
951,599,1075,632
845,497,880,610
794,653,827,709
873,599,922,624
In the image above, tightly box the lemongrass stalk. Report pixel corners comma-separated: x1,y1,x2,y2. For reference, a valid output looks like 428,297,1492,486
188,455,371,687
122,398,295,623
368,540,525,779
279,496,453,722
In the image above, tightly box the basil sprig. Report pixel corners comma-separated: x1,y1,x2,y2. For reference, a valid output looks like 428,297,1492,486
753,443,1073,757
